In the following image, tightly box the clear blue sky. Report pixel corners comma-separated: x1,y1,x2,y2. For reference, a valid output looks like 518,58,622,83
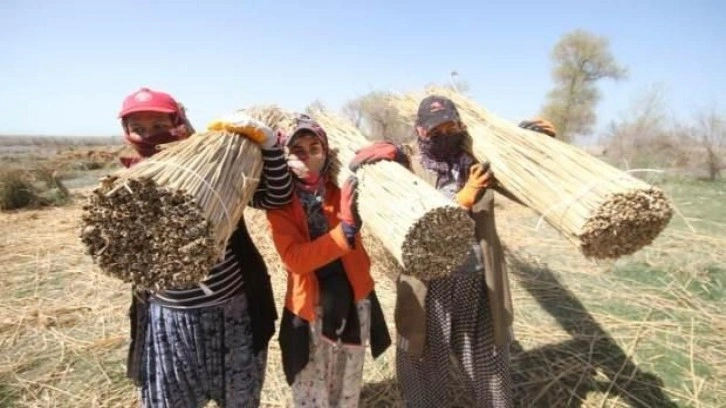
1,0,724,141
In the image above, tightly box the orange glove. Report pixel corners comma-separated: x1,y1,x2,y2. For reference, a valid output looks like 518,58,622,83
455,162,494,210
519,118,557,138
207,112,276,148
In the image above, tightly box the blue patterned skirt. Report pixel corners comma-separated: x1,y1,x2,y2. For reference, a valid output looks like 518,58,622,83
138,293,267,408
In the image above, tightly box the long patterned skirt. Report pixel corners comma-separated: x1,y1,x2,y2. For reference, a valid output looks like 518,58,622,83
396,274,512,408
139,293,268,408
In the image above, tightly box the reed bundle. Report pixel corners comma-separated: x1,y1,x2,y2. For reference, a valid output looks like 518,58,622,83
247,105,475,280
80,131,262,291
388,88,674,259
243,105,298,132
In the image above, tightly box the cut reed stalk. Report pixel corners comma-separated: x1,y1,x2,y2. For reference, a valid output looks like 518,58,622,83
80,131,262,290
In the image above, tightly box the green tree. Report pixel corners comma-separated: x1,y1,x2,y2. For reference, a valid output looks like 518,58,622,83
541,29,628,141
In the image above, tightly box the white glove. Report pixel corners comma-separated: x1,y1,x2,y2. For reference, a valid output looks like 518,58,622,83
207,111,277,149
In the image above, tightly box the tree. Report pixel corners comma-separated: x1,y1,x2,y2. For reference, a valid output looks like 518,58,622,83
603,85,688,170
541,29,628,141
341,75,469,144
341,98,364,129
692,111,725,181
341,91,413,144
305,99,326,115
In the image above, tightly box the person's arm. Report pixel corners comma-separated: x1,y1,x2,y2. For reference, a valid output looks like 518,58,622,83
207,111,293,209
250,145,293,210
267,209,352,276
349,141,411,172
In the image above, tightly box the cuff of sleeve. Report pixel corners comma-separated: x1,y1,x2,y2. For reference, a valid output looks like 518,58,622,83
341,222,358,248
331,223,355,250
261,143,282,152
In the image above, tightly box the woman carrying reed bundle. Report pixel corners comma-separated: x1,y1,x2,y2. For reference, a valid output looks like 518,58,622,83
266,115,392,407
246,104,477,282
114,88,292,408
354,96,558,407
403,88,674,259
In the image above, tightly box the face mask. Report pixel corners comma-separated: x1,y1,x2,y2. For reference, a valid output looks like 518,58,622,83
124,124,191,157
300,174,322,185
418,131,465,161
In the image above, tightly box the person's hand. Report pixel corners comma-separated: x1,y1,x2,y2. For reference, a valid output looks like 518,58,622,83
119,156,143,168
208,111,277,149
339,176,361,245
518,118,557,138
349,141,410,172
455,162,494,210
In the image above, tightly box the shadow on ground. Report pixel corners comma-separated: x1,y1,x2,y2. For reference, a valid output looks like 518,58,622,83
507,251,678,408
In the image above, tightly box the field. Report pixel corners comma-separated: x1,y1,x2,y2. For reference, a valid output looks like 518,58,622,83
0,138,724,407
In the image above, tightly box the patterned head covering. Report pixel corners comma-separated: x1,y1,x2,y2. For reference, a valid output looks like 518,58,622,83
279,114,331,175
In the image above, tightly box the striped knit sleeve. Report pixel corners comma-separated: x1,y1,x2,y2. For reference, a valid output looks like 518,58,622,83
250,146,293,210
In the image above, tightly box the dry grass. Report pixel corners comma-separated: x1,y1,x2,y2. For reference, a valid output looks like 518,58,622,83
0,136,120,147
1,178,724,407
498,196,725,408
0,168,71,211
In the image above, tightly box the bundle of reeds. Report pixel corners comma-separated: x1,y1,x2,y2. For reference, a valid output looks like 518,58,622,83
80,131,262,291
247,105,476,280
388,88,674,259
242,105,298,133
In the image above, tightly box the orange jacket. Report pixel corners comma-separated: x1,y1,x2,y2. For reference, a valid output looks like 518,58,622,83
266,181,374,323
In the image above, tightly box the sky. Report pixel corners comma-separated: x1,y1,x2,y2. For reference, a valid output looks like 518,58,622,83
0,0,724,142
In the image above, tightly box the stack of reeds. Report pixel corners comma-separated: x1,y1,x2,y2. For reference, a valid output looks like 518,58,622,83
247,105,476,280
80,131,262,291
388,88,674,259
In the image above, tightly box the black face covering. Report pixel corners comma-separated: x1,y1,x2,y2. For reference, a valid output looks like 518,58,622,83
417,131,474,189
417,131,466,162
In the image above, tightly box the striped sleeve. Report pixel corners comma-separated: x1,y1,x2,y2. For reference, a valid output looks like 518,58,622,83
250,146,293,210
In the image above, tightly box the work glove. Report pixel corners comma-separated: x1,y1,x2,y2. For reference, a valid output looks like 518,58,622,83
207,111,277,149
349,141,410,172
518,118,557,138
455,162,494,210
